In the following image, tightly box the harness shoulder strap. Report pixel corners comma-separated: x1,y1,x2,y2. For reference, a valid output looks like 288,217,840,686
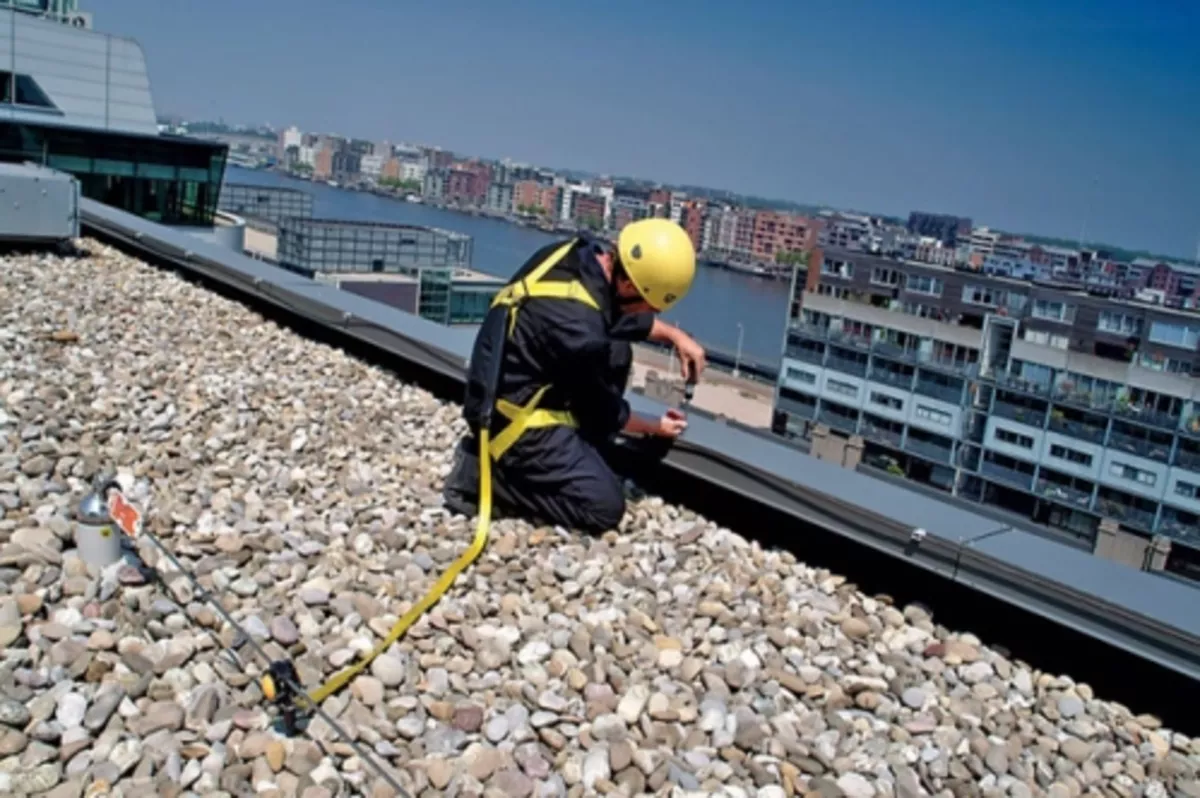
490,238,600,313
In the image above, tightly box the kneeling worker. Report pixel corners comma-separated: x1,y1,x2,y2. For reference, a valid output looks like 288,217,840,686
443,218,707,533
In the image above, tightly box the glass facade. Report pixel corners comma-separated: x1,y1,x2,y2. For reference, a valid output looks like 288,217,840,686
276,218,473,276
0,122,228,226
448,285,499,325
276,218,479,326
219,182,314,228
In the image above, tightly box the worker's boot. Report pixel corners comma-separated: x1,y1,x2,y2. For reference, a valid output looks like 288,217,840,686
442,439,481,516
442,438,517,520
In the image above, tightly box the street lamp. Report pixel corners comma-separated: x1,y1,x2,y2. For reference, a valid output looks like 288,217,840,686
734,322,744,379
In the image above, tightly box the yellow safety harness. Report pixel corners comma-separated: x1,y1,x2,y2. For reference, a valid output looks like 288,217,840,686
266,238,602,709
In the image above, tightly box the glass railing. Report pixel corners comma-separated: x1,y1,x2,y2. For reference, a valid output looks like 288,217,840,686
1158,516,1200,545
817,408,858,434
992,401,1043,427
777,395,817,419
1094,500,1156,532
860,422,902,448
914,380,964,404
1173,449,1200,473
784,344,825,366
905,437,954,464
825,354,868,378
1036,479,1092,508
1047,416,1106,445
868,368,913,390
980,460,1035,491
985,372,1054,398
1050,388,1186,432
1107,431,1171,464
1110,403,1181,432
788,322,978,378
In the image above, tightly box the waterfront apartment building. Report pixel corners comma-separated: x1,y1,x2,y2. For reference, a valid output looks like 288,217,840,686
752,211,821,263
773,247,1200,578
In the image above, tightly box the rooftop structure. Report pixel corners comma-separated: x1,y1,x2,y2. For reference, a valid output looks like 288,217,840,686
275,216,492,326
9,199,1196,797
773,246,1200,581
0,2,227,225
218,181,314,229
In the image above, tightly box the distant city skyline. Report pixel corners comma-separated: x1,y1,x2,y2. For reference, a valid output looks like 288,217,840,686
98,0,1199,259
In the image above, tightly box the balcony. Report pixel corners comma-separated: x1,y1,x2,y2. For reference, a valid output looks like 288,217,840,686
1094,499,1156,533
980,459,1035,491
785,342,825,367
985,372,1053,400
777,393,817,420
1047,413,1106,446
1158,512,1200,547
914,377,964,404
1107,429,1171,464
788,321,978,379
1052,385,1185,433
860,419,902,448
825,352,868,378
1035,479,1092,508
867,365,913,390
992,398,1044,427
1110,403,1182,433
905,436,954,464
1174,448,1200,473
817,406,858,434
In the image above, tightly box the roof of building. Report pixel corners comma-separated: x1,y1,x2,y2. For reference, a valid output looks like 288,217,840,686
1,6,159,136
78,197,1200,695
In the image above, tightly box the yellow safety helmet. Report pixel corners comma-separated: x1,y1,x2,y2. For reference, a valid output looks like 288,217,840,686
616,218,696,312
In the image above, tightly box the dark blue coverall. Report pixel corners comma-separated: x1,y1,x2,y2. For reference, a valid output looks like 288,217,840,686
444,236,652,533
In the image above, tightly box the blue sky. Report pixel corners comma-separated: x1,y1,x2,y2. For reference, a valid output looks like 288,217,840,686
101,0,1198,258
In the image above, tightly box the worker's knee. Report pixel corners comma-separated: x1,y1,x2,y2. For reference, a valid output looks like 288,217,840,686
576,485,626,534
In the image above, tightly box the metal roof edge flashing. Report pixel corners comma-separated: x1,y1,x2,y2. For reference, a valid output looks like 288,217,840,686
76,199,1200,686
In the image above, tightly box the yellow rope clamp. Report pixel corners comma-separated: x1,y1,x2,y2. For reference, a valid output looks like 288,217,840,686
275,238,602,710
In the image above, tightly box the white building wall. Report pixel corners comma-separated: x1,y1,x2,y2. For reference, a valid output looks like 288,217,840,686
1,9,158,136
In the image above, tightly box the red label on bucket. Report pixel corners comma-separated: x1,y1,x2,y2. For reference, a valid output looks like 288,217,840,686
108,491,143,538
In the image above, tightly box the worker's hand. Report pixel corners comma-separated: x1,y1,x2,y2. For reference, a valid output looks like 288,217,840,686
671,330,707,382
656,408,688,438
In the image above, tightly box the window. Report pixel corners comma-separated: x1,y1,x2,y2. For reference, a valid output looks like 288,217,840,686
870,391,902,410
821,259,853,279
0,71,59,110
995,427,1034,449
1031,299,1075,324
905,274,943,296
1175,481,1199,500
826,379,858,398
1109,461,1157,487
1097,311,1141,336
914,404,951,426
1022,328,1069,349
785,367,816,384
1148,321,1200,350
816,283,850,299
1049,444,1092,467
0,121,227,227
962,284,999,307
961,284,1027,313
871,267,902,287
1136,353,1193,375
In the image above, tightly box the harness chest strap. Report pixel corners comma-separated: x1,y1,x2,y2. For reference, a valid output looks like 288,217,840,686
487,238,602,461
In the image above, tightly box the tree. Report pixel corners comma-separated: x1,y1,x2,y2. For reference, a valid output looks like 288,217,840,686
379,177,422,193
775,249,811,267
